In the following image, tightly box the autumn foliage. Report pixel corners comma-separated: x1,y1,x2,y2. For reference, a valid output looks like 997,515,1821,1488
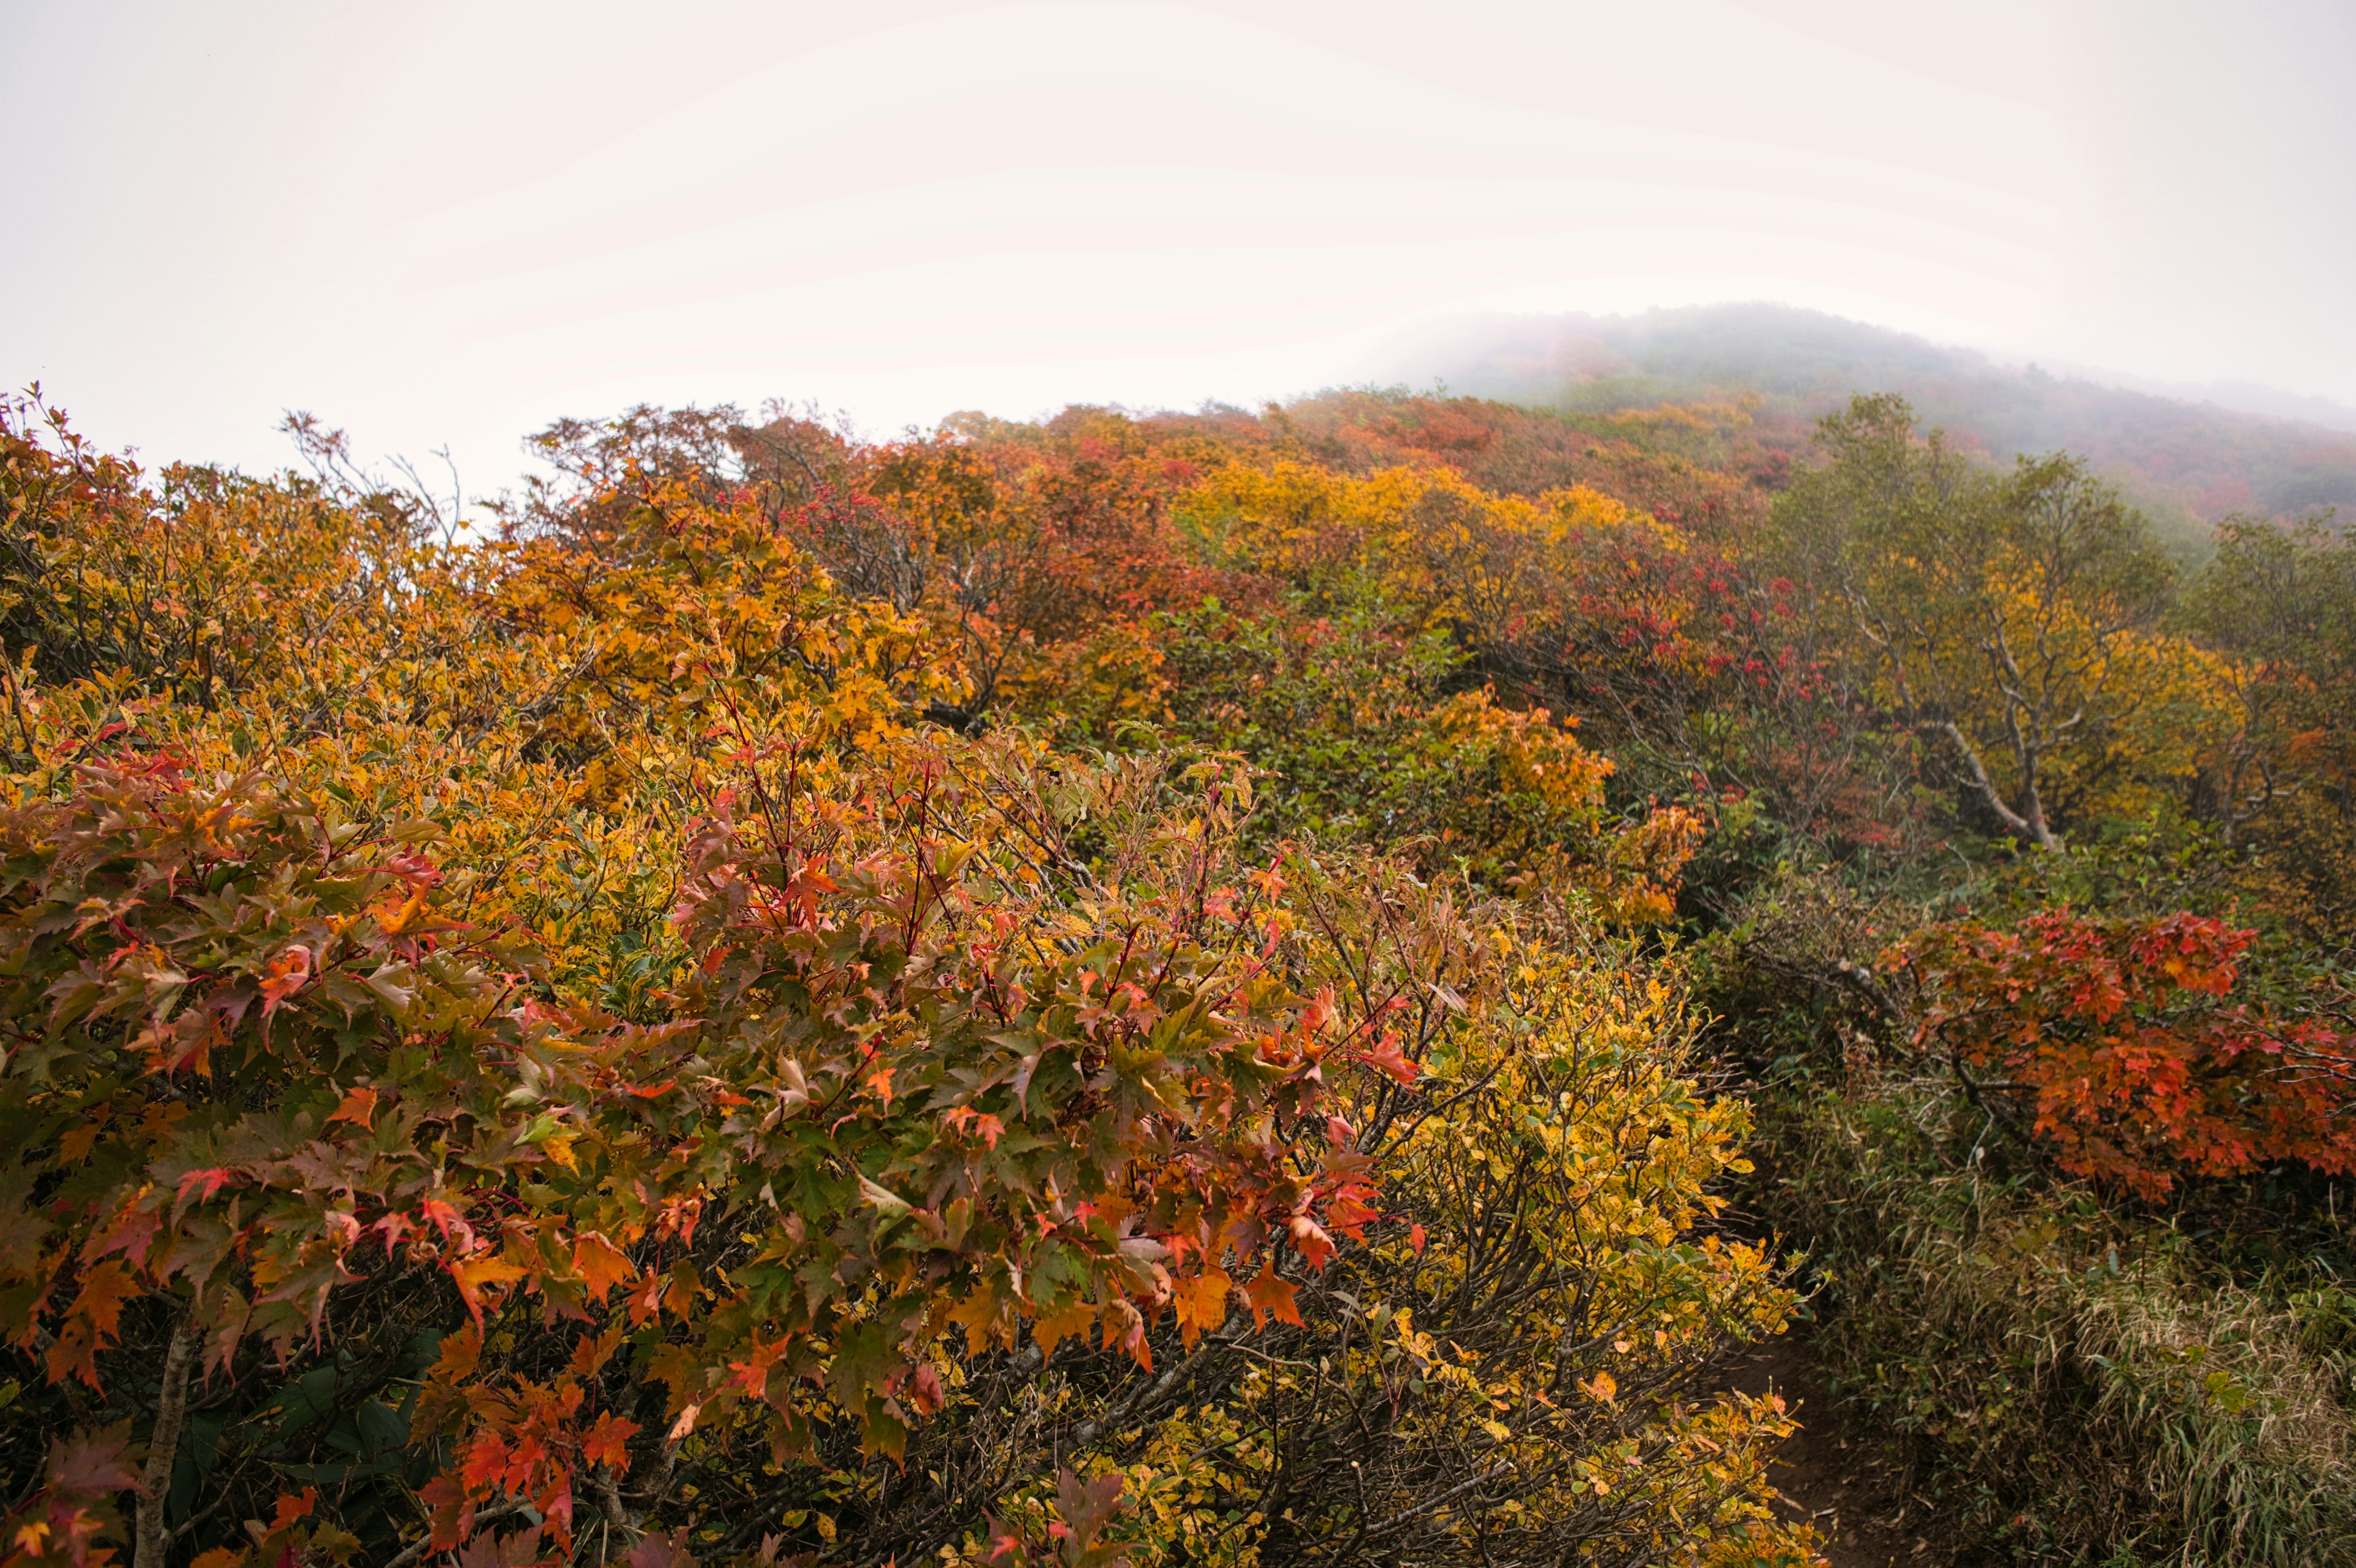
1901,912,2356,1198
5,371,2350,1567
0,391,1805,1568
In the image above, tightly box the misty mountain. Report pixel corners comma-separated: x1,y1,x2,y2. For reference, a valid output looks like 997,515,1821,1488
1385,305,2356,536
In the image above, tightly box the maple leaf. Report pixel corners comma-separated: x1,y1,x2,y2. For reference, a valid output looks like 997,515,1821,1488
906,1360,945,1416
325,1085,378,1131
728,1337,791,1403
1171,1268,1232,1347
461,1434,512,1491
536,1478,574,1545
943,1105,1005,1149
1104,1297,1152,1372
256,944,312,1017
1053,1466,1128,1553
571,1233,635,1304
83,1199,161,1268
622,1529,696,1568
431,1325,483,1383
1030,1296,1096,1360
567,1323,628,1381
44,1261,138,1389
1287,1215,1336,1272
625,1271,667,1328
1356,1031,1419,1086
44,1425,141,1499
1243,1264,1301,1329
582,1412,640,1473
57,1114,108,1164
175,1166,238,1209
950,1282,1008,1356
1325,1189,1379,1240
420,1198,471,1247
448,1255,529,1327
456,1525,548,1568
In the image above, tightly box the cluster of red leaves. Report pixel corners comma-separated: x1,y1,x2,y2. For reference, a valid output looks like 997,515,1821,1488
0,738,1398,1564
631,747,1391,1466
0,1428,138,1568
1901,911,2356,1198
0,762,568,1386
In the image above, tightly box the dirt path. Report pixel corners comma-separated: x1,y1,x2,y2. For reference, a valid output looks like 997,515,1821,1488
1721,1332,1943,1567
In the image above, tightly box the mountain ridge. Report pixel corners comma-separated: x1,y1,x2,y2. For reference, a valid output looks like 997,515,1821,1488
1381,304,2356,534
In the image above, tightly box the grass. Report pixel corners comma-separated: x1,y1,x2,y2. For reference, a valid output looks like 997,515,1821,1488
1752,1083,2356,1566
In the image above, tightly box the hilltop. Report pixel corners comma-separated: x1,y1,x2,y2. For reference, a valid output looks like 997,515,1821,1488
1387,304,2356,544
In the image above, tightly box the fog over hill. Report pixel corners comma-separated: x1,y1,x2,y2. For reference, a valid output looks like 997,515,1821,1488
1384,306,2356,537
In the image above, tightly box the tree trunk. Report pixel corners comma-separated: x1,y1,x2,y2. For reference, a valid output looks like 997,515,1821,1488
1930,720,2062,850
134,1318,198,1568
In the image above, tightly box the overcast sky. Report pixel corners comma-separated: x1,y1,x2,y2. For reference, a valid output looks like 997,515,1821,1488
6,0,2352,490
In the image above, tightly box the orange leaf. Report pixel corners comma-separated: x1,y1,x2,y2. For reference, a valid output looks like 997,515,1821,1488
66,1258,137,1340
462,1434,511,1490
582,1411,640,1473
728,1337,791,1402
1030,1296,1095,1360
1244,1264,1301,1328
431,1324,483,1383
1172,1268,1232,1347
326,1085,379,1132
572,1232,636,1305
449,1254,529,1326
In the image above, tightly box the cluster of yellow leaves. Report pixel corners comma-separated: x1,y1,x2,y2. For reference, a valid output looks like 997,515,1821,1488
1173,459,1642,636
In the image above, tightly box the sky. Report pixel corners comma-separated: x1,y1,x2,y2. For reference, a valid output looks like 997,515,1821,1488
6,0,2354,493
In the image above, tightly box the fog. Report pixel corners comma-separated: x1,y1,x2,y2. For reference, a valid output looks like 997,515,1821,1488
4,0,2352,490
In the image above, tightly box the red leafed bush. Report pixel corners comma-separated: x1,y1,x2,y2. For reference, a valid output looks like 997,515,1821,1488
1901,910,2356,1197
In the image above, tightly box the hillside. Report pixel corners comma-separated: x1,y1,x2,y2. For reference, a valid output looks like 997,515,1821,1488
1390,305,2356,541
6,382,2354,1568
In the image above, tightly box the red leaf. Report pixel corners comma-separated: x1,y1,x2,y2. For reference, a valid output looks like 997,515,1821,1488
175,1167,237,1207
582,1412,640,1473
461,1434,511,1491
45,1426,141,1499
622,1529,696,1567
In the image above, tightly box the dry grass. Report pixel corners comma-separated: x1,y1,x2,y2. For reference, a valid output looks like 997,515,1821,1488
1758,1088,2356,1566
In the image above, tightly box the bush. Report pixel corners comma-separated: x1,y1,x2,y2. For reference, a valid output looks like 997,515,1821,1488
0,398,1810,1567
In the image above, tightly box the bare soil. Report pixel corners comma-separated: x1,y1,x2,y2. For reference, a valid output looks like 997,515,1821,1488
1722,1330,1950,1567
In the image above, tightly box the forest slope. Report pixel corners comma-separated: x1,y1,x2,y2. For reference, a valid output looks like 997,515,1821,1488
3,380,2353,1568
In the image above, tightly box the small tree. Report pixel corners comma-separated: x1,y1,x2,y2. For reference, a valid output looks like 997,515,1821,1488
1776,396,2189,850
